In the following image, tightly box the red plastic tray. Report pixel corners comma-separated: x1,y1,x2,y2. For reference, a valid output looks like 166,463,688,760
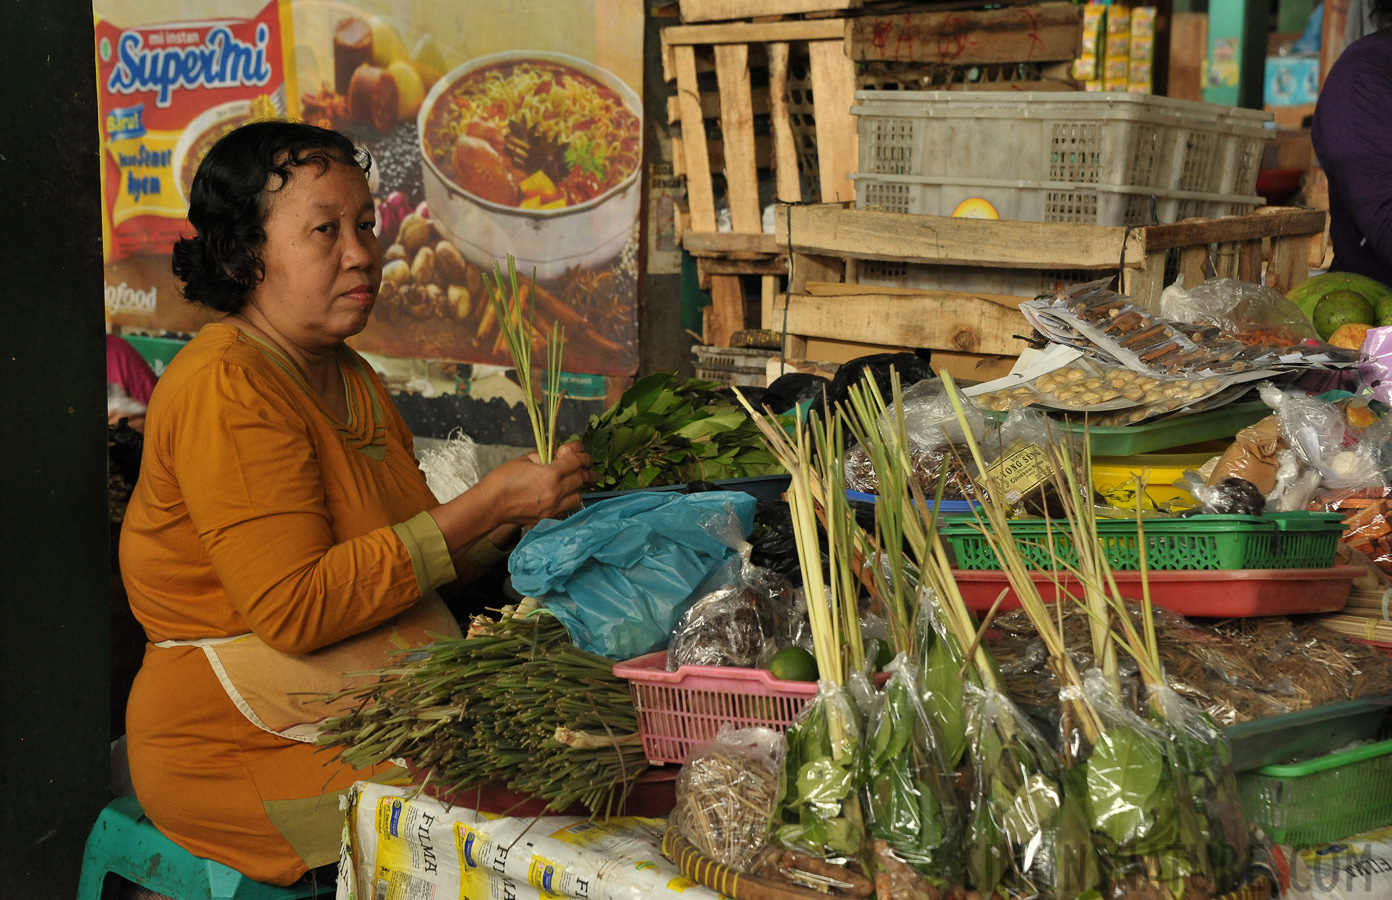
952,566,1360,617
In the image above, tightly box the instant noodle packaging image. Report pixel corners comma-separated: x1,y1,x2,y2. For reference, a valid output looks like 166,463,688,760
94,0,293,264
337,782,720,900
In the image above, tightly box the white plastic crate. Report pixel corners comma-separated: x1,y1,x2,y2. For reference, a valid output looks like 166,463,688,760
851,172,1259,227
852,90,1271,201
692,345,776,387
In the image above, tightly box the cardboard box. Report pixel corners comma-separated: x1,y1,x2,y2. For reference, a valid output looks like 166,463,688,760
1264,55,1320,107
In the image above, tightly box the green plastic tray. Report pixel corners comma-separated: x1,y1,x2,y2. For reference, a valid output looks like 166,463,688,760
982,401,1270,456
941,511,1346,571
1224,698,1392,772
1239,737,1392,847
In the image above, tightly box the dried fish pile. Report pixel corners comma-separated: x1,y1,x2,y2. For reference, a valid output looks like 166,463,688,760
990,604,1392,726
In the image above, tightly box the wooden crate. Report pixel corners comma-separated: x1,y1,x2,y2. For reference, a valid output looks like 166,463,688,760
768,202,1328,381
663,4,1082,347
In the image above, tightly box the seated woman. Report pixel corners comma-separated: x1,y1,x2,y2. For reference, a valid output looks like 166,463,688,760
119,120,594,884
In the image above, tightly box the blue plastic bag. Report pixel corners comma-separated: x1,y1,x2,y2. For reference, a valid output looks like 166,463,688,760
509,491,757,660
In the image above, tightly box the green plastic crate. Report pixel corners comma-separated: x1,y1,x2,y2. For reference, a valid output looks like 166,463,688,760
940,511,1346,571
1238,738,1392,848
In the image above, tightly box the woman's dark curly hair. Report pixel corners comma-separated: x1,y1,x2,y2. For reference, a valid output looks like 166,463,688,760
171,121,372,313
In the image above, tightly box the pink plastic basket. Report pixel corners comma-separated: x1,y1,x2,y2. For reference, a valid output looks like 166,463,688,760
612,651,820,765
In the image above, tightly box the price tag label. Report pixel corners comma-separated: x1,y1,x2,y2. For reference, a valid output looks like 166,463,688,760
985,441,1051,504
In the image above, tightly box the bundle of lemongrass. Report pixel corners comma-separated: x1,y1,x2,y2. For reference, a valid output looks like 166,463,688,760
483,255,564,463
742,403,869,864
316,610,647,817
940,374,1247,899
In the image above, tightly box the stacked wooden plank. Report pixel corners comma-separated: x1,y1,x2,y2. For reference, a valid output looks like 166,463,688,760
661,3,1086,350
769,202,1327,383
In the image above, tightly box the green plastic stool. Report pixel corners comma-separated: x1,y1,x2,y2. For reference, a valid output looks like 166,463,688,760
77,796,332,900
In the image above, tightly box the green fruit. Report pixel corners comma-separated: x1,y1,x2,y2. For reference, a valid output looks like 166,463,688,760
768,646,819,682
1313,289,1376,340
1288,272,1392,325
1377,295,1392,328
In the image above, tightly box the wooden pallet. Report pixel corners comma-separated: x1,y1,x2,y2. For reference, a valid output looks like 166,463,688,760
767,202,1328,383
662,6,1083,347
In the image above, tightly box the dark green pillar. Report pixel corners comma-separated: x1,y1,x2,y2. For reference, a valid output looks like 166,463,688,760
0,0,110,894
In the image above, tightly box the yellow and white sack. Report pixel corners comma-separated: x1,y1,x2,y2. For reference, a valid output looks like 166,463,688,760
336,782,720,900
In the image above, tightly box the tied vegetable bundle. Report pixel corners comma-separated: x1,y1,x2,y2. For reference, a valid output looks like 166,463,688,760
317,610,647,817
939,373,1248,900
580,373,785,491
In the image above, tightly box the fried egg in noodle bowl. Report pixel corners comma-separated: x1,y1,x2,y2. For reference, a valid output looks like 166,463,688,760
423,59,640,211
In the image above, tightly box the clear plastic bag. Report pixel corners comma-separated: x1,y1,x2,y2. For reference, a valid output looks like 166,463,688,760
1074,671,1225,900
1148,682,1249,893
667,563,795,670
963,685,1098,900
674,724,785,873
844,379,985,500
775,681,866,859
914,587,969,769
864,653,965,892
1159,276,1318,343
1260,383,1383,493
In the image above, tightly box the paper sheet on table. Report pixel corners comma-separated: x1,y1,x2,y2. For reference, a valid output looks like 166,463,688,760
336,782,719,900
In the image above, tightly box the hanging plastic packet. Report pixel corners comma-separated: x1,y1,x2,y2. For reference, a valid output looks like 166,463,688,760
963,684,1098,900
673,725,785,873
863,653,966,896
667,563,795,670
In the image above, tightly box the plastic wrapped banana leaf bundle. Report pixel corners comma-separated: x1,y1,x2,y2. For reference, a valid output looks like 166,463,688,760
863,653,966,898
964,685,1099,900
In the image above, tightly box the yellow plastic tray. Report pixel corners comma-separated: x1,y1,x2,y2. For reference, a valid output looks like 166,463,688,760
1091,451,1223,510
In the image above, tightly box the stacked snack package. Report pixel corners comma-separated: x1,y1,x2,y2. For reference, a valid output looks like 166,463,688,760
1128,8,1157,93
1074,3,1106,90
1104,7,1132,92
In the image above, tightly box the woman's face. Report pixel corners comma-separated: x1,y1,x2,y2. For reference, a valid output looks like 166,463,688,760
244,158,381,351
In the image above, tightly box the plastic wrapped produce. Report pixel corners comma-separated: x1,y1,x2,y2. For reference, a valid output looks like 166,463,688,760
963,685,1098,900
667,564,795,670
674,725,784,872
863,654,965,894
1071,670,1240,899
845,379,985,500
775,682,866,860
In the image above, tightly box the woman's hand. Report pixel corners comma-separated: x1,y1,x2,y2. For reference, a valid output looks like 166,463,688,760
487,441,597,526
427,442,596,569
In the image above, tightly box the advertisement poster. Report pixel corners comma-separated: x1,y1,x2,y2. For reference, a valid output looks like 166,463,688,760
97,0,644,377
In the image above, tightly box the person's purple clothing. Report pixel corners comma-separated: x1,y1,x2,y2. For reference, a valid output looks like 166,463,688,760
1312,29,1392,287
107,334,158,406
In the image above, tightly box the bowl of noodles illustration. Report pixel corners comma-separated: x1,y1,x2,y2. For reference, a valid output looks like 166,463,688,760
419,51,643,280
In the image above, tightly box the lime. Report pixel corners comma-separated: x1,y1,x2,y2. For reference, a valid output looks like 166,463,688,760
1313,290,1376,340
1377,295,1392,328
768,646,819,682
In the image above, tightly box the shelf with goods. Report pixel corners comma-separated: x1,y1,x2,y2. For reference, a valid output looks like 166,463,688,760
662,3,1086,347
764,201,1326,383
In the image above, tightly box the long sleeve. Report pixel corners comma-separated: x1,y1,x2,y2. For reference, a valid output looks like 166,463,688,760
121,325,455,654
1312,32,1392,285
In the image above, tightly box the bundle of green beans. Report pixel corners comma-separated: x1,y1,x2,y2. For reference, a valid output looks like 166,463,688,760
317,611,648,818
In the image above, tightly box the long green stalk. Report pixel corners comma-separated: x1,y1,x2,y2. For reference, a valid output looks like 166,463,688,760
484,255,565,463
939,373,1102,747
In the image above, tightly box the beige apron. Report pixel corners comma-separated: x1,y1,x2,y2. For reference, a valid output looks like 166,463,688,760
155,593,461,742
